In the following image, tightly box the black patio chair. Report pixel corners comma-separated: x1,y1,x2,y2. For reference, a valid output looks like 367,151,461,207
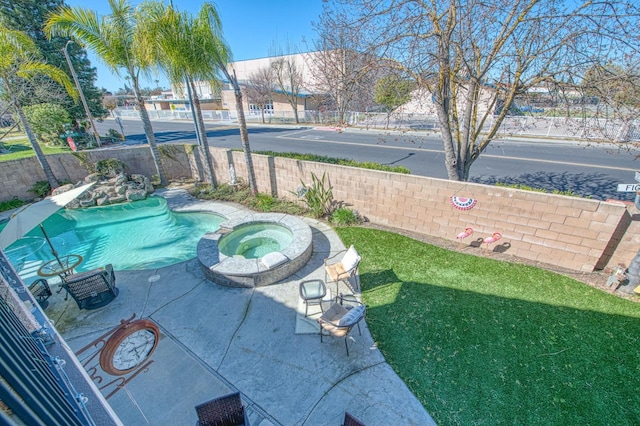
28,278,52,308
63,264,118,310
195,392,249,426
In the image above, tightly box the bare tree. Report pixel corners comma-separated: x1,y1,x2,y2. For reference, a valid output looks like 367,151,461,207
270,55,304,123
245,66,274,124
307,6,381,124
578,63,640,141
328,0,640,180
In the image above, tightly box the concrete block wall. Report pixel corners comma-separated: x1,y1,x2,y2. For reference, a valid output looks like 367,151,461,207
1,146,192,201
223,149,628,273
1,145,635,273
0,157,49,200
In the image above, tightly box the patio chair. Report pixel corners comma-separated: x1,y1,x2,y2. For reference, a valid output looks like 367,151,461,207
195,392,249,426
318,294,366,356
63,264,119,310
28,278,52,308
343,412,366,426
324,245,361,294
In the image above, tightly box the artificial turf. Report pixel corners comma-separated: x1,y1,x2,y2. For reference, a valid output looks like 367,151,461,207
335,227,640,425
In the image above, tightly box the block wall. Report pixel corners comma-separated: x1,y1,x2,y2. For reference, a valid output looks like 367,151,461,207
223,150,627,273
1,145,634,273
1,146,192,201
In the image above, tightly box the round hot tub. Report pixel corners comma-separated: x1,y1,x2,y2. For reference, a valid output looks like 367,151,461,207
197,213,312,288
218,223,293,259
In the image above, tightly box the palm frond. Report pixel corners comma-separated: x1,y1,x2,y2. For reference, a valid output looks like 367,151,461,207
0,24,40,71
17,62,78,102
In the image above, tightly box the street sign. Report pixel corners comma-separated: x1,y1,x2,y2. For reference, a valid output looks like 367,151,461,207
635,171,640,182
617,184,640,192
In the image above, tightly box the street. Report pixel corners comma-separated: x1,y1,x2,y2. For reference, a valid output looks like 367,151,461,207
95,117,639,201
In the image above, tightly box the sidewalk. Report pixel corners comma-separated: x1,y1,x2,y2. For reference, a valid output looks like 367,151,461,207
43,189,436,425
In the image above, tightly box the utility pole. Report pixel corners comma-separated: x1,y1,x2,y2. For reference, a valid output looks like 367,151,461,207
63,40,102,147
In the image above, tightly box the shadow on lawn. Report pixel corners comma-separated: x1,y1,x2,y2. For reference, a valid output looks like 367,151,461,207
360,272,640,425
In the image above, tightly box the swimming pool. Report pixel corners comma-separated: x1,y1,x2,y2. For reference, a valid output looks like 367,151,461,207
2,197,224,280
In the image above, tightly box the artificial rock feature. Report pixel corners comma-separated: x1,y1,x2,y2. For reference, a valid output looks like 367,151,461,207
64,173,154,209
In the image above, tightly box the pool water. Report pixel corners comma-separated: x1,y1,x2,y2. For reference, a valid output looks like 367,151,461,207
218,223,293,259
2,197,224,281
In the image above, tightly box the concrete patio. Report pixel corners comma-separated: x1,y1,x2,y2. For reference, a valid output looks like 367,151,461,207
41,189,436,425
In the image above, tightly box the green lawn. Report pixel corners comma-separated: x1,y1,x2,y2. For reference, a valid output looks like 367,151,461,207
336,227,640,426
0,137,72,161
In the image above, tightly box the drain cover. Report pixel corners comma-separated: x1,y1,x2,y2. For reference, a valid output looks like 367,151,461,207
148,274,161,283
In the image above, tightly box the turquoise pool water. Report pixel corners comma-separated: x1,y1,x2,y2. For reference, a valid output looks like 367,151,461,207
2,197,224,280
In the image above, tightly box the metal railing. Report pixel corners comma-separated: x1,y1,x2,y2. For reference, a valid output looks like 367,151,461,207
113,108,231,121
112,107,639,142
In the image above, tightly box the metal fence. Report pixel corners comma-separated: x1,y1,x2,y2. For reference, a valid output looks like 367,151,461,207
113,107,639,142
349,112,639,142
113,108,231,121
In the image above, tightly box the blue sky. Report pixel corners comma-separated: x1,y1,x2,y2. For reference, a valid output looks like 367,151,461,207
64,0,324,91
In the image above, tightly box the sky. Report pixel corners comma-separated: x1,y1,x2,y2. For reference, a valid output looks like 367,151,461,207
64,0,325,92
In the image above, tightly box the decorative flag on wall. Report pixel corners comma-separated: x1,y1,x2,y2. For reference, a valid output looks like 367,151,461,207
450,196,477,210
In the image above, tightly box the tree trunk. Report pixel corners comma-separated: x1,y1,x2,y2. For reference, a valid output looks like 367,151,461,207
190,79,216,187
221,68,257,194
13,98,59,190
234,86,257,194
287,98,299,123
132,77,167,186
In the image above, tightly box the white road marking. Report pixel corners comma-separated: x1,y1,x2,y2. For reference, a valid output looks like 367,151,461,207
276,131,637,172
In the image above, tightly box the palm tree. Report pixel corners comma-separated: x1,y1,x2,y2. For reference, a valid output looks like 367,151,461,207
138,1,257,194
0,24,77,190
45,0,168,186
136,1,217,186
195,3,257,194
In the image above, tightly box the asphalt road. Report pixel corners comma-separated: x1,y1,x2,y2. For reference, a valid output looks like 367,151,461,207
95,117,639,201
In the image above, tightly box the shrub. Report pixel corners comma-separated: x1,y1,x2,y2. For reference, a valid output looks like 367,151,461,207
194,182,309,216
28,181,51,198
296,172,334,218
104,128,123,142
331,207,360,226
249,193,275,212
23,103,71,145
95,158,126,176
0,198,25,212
197,182,251,203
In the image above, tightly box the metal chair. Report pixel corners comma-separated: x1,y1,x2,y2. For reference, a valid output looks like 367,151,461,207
318,295,366,356
299,279,327,317
195,392,249,426
63,264,118,310
28,278,52,308
324,245,361,295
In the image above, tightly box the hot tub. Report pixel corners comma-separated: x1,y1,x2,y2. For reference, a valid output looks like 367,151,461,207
197,213,313,287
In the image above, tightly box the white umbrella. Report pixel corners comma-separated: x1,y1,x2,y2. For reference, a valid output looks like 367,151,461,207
0,183,95,264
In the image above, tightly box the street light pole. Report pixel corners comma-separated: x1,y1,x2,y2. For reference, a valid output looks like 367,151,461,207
62,40,101,147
